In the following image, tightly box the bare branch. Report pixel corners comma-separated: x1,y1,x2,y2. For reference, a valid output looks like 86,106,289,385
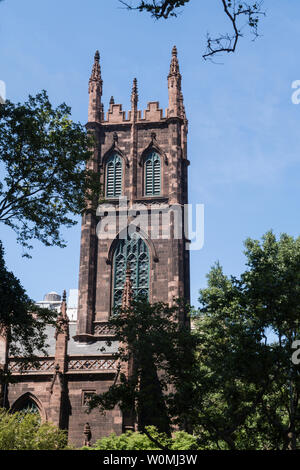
119,0,265,60
203,0,265,60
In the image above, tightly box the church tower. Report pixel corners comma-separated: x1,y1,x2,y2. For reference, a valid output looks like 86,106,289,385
2,48,191,448
76,46,190,341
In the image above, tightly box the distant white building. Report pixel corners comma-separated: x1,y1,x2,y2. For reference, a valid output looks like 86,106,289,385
66,289,78,322
36,290,78,321
36,291,62,312
0,80,6,104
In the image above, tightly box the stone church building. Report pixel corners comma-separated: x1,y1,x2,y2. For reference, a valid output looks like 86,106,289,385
0,46,190,447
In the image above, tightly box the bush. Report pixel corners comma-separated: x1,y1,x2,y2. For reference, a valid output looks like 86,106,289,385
83,426,199,450
0,408,68,450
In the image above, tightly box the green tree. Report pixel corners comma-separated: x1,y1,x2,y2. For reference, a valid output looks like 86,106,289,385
88,299,197,449
0,91,98,404
0,91,99,256
0,408,68,450
120,0,265,59
0,241,54,358
88,232,300,450
83,426,199,450
193,231,300,450
0,241,56,406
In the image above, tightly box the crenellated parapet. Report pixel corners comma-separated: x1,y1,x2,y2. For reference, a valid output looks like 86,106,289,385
88,46,186,125
106,103,128,123
140,101,166,122
102,101,166,124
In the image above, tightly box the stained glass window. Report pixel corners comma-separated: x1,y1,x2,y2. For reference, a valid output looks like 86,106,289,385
113,232,149,309
106,153,123,198
19,399,39,414
16,398,41,422
144,151,161,196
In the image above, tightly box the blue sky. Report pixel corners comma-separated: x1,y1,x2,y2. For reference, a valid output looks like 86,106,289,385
1,0,300,307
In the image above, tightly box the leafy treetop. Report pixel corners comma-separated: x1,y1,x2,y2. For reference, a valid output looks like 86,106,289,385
0,91,99,256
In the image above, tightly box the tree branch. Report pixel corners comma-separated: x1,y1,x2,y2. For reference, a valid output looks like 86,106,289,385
119,0,190,19
203,1,265,60
119,1,265,60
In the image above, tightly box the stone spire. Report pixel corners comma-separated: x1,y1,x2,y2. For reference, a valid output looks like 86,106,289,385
169,45,180,76
55,290,69,342
88,50,103,123
122,265,133,309
168,45,182,118
49,290,69,428
108,96,115,114
131,78,138,111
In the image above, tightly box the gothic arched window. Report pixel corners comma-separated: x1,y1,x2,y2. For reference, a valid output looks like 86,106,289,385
18,399,40,416
144,151,161,196
12,395,41,423
106,153,123,198
113,233,149,308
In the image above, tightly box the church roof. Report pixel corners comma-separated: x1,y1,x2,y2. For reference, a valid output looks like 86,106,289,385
42,324,118,356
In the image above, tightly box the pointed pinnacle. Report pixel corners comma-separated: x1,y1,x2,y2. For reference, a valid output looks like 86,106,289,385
122,264,133,309
62,290,66,302
131,78,138,107
89,49,102,94
169,45,181,78
110,96,115,105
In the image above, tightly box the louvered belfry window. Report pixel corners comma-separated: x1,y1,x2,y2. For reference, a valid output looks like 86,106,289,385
113,232,149,309
144,151,161,196
106,153,123,198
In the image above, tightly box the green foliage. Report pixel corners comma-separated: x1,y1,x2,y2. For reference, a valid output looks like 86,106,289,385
68,230,300,450
0,408,68,450
83,426,198,450
0,240,56,361
193,231,300,450
0,91,99,255
170,430,199,450
88,299,197,442
120,0,191,19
